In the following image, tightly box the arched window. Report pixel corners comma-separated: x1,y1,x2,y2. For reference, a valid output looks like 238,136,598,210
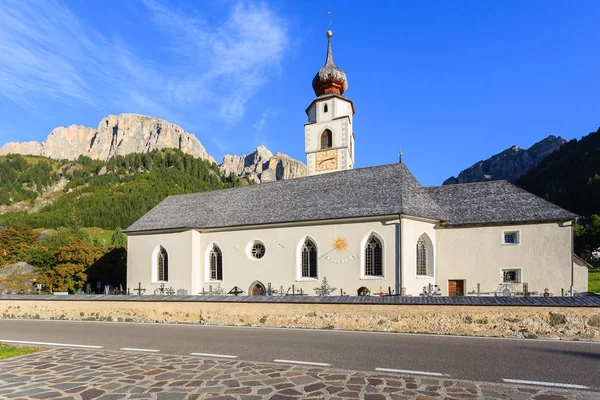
157,246,168,282
364,235,383,276
321,129,332,149
323,103,328,113
301,238,318,278
416,236,427,276
209,244,223,281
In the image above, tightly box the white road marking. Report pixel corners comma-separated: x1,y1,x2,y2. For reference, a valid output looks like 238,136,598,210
274,359,331,367
120,347,160,353
9,320,600,347
376,367,449,377
190,352,238,359
502,379,590,390
0,339,103,349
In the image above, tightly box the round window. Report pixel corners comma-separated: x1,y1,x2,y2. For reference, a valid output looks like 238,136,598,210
251,242,266,259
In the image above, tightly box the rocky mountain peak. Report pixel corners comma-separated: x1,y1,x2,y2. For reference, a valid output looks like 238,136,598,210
0,113,308,183
219,146,306,183
0,113,215,163
443,135,566,185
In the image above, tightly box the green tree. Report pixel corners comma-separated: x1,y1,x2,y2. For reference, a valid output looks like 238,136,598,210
110,227,127,247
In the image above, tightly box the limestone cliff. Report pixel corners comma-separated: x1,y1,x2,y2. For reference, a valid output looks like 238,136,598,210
0,114,215,163
0,141,43,157
443,135,566,185
0,113,308,182
42,125,98,160
219,146,307,183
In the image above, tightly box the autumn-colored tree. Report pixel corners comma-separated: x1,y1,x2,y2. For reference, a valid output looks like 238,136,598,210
36,238,103,293
0,224,38,267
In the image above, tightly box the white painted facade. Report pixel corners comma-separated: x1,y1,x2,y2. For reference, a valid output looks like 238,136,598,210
435,221,581,296
126,217,587,296
305,96,355,176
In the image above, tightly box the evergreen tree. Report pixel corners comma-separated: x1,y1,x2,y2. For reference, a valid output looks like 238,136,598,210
110,228,127,247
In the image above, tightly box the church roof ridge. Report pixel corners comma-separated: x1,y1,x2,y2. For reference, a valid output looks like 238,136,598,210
426,179,510,189
125,163,577,234
125,162,443,233
172,161,407,197
425,180,578,226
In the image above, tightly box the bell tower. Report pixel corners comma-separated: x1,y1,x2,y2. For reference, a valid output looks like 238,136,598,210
305,29,355,176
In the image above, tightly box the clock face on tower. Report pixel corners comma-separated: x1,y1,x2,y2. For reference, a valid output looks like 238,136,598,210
315,149,338,172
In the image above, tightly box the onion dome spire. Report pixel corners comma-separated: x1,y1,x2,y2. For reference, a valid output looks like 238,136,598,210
312,29,348,97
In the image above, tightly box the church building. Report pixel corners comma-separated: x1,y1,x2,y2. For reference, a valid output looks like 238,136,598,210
125,30,588,297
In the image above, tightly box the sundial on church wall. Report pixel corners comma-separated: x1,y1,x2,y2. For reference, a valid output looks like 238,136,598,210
320,236,358,264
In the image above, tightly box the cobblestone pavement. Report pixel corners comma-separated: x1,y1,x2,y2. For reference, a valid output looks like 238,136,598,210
0,348,597,400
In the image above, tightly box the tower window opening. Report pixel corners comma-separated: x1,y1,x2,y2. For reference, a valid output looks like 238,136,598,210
321,129,332,149
323,104,328,113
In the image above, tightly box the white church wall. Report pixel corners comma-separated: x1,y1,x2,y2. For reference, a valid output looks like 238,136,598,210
332,97,353,125
198,218,399,296
127,230,199,294
307,104,317,123
400,217,437,295
573,263,589,293
305,118,347,153
435,222,573,296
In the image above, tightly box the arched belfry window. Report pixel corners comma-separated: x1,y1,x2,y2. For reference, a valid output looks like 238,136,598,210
209,244,223,281
301,238,318,278
364,235,383,276
323,103,328,113
157,246,168,282
321,129,332,149
416,235,433,276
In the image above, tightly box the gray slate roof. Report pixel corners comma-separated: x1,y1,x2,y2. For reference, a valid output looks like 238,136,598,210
125,163,577,233
125,163,444,233
426,181,578,226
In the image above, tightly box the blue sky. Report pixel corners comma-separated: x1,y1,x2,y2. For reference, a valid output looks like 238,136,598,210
1,0,599,186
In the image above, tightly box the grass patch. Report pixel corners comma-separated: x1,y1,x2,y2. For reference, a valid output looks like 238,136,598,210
589,269,600,293
0,344,39,360
31,227,115,246
86,227,114,246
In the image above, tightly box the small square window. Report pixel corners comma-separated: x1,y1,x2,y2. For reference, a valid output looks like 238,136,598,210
503,231,519,244
503,269,521,283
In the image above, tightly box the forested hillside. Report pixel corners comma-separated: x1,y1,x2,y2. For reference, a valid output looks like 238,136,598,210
0,150,250,230
0,155,65,205
516,127,600,253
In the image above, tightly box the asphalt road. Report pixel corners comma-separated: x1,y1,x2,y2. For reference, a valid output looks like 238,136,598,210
0,319,599,390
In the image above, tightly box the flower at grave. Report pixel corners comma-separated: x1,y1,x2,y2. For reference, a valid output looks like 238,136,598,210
332,236,348,252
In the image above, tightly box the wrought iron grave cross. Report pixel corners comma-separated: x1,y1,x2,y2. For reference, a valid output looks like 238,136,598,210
133,282,146,296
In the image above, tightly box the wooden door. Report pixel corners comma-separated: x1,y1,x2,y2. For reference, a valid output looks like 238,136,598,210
448,280,465,296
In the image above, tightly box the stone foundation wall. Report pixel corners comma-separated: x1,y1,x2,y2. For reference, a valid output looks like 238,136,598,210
1,300,600,341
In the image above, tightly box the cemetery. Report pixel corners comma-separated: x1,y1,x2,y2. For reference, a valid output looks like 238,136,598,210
0,289,599,342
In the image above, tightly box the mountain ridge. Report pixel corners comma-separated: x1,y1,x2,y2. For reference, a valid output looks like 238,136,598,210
443,135,566,185
0,113,307,182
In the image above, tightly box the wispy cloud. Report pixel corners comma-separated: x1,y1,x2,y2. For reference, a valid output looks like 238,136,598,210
143,0,286,122
253,107,278,148
0,0,288,126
